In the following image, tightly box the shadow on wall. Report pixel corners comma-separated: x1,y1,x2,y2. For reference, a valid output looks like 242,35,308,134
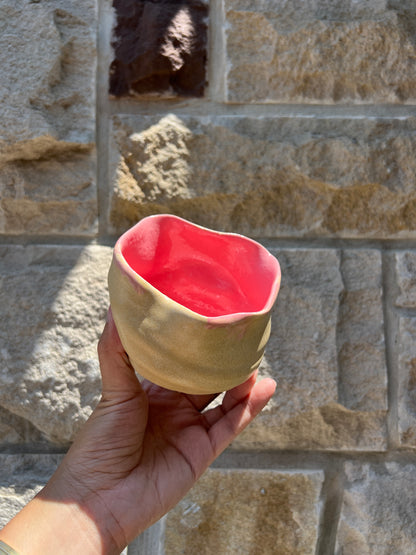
109,0,208,97
0,245,112,450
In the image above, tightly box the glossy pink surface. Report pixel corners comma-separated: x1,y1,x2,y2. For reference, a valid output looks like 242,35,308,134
120,215,280,318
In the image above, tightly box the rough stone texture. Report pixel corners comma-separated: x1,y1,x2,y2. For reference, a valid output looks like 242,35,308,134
0,245,112,444
109,114,416,239
336,462,416,554
0,0,97,151
393,251,416,309
164,468,324,555
224,0,416,103
390,252,416,447
110,0,207,97
0,149,97,235
0,406,48,446
0,0,98,235
336,251,387,411
232,248,387,451
397,317,416,447
0,454,62,527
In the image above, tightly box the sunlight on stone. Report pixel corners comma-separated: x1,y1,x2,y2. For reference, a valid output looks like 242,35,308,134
161,8,195,71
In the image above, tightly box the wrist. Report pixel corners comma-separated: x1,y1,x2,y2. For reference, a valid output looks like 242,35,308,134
42,463,126,554
0,466,125,555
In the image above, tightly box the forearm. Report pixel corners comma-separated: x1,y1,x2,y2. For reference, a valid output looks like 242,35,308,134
0,478,122,555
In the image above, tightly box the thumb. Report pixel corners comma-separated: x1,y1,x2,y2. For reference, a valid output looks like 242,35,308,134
208,377,276,457
97,309,144,398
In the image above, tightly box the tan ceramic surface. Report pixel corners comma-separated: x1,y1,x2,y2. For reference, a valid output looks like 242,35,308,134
108,217,280,394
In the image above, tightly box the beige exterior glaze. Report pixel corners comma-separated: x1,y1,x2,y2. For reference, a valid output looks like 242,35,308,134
107,218,280,394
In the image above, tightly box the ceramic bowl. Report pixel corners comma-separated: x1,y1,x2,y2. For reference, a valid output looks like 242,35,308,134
108,214,281,394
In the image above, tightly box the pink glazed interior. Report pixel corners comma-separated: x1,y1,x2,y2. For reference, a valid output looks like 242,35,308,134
119,215,280,318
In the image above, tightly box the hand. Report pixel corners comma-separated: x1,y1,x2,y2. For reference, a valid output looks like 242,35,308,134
0,310,276,555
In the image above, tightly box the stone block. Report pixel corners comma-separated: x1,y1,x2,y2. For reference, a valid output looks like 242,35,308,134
0,454,62,528
109,114,416,239
233,248,387,450
336,462,416,554
0,0,97,154
224,0,416,103
0,245,112,444
0,0,98,235
0,150,97,235
397,317,416,447
163,468,324,555
110,0,208,97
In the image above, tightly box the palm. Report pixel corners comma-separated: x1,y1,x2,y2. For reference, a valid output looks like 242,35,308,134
55,314,275,551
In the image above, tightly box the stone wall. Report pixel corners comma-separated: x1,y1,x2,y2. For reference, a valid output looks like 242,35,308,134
1,1,416,553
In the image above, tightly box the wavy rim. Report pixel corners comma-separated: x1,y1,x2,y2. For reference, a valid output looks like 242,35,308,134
113,214,281,324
